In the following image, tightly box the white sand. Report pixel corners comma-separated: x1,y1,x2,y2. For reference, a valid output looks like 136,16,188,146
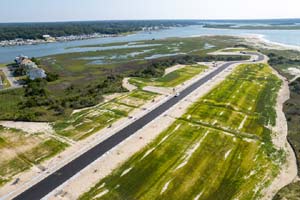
224,149,232,160
120,167,132,177
0,121,54,134
261,66,298,200
287,67,300,82
194,191,204,200
175,131,209,170
238,116,248,130
242,34,300,51
122,77,137,92
93,189,109,199
161,180,172,194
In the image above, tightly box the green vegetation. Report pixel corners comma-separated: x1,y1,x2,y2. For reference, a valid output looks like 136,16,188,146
220,48,247,52
282,78,300,176
54,90,156,140
0,89,26,120
261,48,300,200
0,20,198,41
0,70,11,88
80,63,283,200
274,181,300,200
130,65,207,88
261,50,300,80
0,36,249,122
0,126,68,186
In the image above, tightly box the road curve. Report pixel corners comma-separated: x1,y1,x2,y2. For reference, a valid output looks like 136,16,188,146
13,52,264,200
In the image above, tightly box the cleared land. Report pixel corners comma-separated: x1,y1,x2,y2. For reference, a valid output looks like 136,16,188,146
0,126,68,186
129,65,208,88
53,90,157,140
80,63,284,200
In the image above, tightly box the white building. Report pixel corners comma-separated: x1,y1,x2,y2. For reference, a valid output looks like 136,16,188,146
14,55,47,80
27,68,47,80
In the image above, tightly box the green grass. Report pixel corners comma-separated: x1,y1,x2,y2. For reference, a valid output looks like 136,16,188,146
0,89,25,120
0,70,10,89
0,127,68,186
80,121,278,200
130,65,208,88
40,36,240,88
22,139,68,164
220,48,247,52
54,90,157,140
79,63,283,200
0,63,6,68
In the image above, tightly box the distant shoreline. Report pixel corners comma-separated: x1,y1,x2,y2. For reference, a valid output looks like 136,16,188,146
0,33,130,47
241,34,300,51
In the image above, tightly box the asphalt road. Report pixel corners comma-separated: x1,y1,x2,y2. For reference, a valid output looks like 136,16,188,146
13,53,264,200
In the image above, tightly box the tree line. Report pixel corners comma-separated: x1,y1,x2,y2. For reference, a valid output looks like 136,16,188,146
0,20,198,41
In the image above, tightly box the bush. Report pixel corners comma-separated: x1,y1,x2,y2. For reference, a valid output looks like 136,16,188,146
46,72,59,82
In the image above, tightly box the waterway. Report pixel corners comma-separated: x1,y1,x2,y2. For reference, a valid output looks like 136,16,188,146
1,25,300,63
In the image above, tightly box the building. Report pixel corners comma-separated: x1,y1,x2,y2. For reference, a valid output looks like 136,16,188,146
20,59,38,70
42,35,55,42
27,68,47,80
15,55,47,80
15,55,28,65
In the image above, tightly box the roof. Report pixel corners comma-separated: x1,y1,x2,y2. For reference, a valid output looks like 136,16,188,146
20,59,38,69
27,68,47,80
20,59,33,65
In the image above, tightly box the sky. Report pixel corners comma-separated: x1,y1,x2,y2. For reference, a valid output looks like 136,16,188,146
0,0,299,23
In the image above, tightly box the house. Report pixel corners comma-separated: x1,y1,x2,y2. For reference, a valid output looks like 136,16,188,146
15,55,28,65
42,35,51,39
27,68,47,80
20,59,38,70
42,35,55,42
14,55,47,80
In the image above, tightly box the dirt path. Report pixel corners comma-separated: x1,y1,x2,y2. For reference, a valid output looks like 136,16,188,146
164,64,185,75
261,68,298,200
122,77,137,91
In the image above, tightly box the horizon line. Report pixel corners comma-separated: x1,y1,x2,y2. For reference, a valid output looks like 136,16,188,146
1,17,300,24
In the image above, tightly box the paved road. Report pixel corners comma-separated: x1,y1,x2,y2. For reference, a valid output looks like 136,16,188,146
13,53,264,200
0,67,22,91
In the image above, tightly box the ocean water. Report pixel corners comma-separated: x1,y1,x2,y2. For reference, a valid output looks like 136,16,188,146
0,25,300,63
